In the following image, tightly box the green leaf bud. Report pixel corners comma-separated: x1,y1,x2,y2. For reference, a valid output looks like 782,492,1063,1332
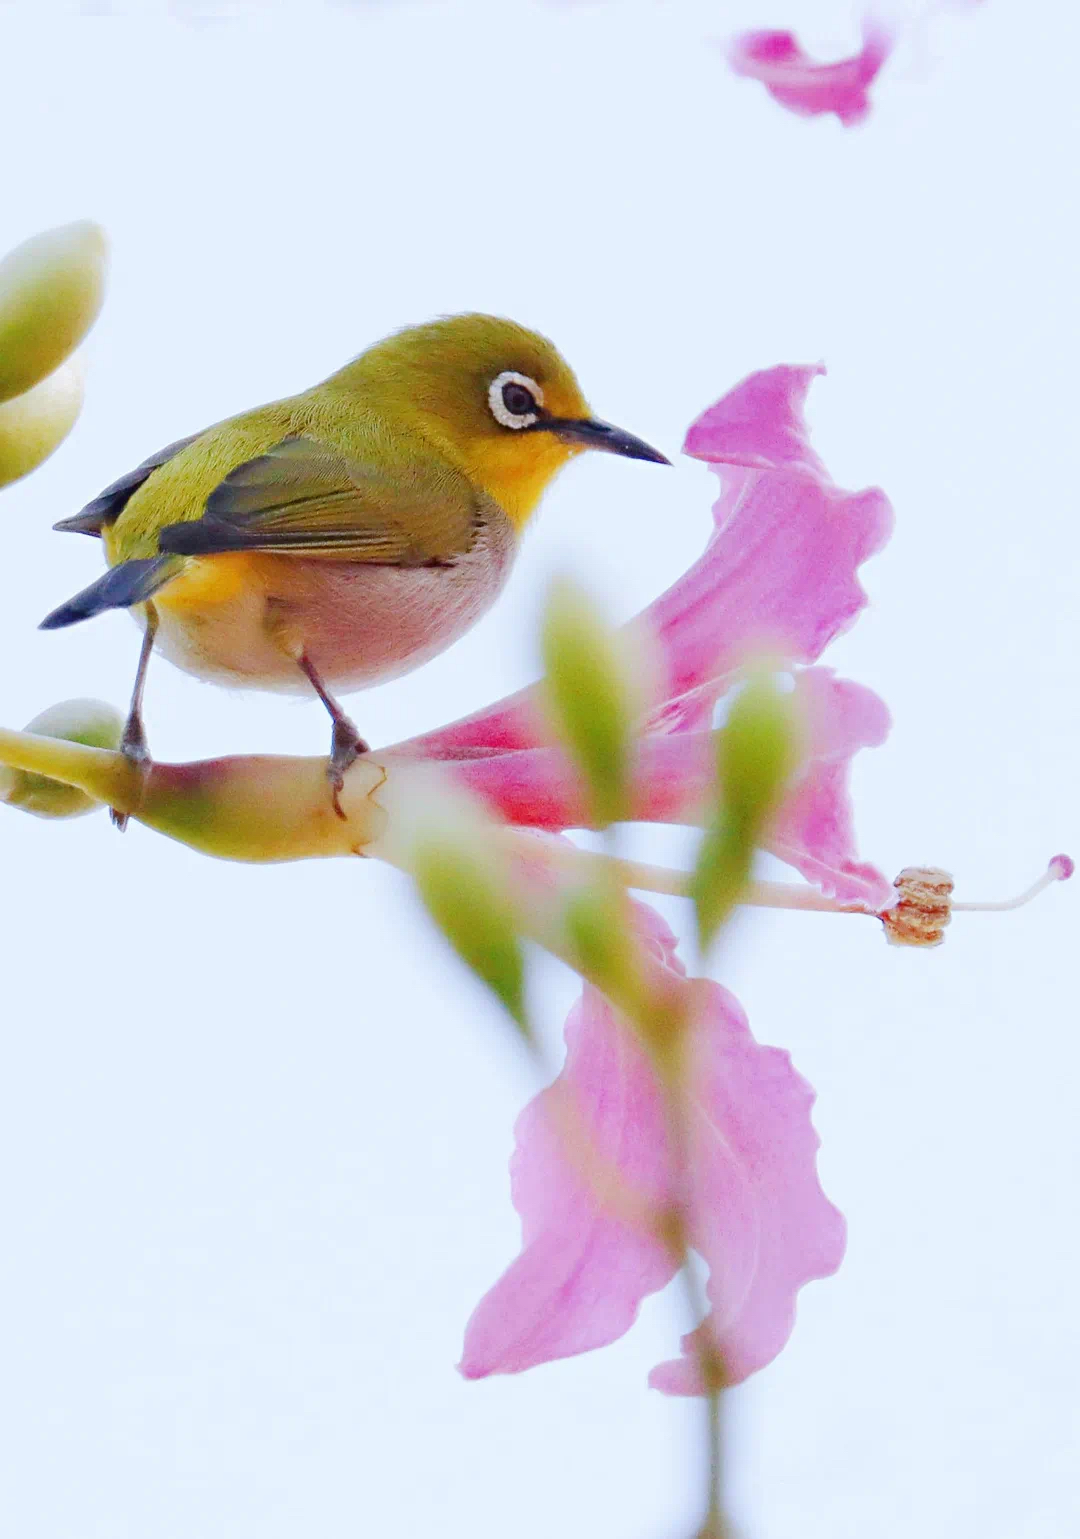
562,869,689,1065
0,357,84,488
562,870,642,1021
691,669,798,952
540,576,648,828
405,789,530,1038
0,221,107,403
0,698,124,818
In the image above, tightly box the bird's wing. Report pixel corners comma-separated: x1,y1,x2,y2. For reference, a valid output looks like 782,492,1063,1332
54,432,203,536
157,435,480,565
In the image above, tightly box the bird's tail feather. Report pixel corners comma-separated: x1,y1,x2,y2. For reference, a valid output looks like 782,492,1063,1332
39,554,181,630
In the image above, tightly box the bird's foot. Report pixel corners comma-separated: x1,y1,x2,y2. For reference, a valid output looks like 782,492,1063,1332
111,713,151,832
327,717,369,821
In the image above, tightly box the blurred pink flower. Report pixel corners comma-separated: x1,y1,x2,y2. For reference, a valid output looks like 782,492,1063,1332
459,900,847,1394
726,21,894,126
387,363,893,1391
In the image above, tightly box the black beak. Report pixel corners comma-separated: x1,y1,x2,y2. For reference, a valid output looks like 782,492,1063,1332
543,416,671,465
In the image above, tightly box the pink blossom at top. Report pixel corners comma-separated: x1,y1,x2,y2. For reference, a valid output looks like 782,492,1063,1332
727,22,894,127
460,902,847,1393
645,363,892,727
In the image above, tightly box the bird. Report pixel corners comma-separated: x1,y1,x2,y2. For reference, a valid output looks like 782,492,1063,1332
40,312,669,826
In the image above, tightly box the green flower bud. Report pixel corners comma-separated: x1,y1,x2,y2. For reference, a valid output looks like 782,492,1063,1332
0,357,84,488
540,576,647,829
691,669,798,952
562,871,688,1062
562,872,642,1023
0,698,124,818
405,789,530,1038
0,221,108,404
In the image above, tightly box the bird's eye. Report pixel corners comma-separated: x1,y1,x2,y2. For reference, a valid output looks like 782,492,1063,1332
502,381,536,416
488,370,543,430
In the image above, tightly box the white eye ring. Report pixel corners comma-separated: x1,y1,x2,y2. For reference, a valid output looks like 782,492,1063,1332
488,370,543,430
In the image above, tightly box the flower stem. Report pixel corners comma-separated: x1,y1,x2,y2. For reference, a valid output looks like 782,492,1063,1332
498,833,1074,926
657,1078,733,1539
0,725,139,809
678,1254,730,1539
598,820,733,1538
700,1344,729,1539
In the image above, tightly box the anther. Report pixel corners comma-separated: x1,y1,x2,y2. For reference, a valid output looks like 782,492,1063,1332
881,866,953,948
882,856,1073,948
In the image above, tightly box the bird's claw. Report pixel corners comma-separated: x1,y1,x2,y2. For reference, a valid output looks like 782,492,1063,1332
327,718,369,821
111,714,151,832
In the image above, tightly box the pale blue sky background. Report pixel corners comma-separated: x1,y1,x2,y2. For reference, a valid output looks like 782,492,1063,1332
0,2,1076,1536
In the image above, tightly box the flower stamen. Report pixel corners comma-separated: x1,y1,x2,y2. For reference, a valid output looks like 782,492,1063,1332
506,834,1073,952
880,866,954,948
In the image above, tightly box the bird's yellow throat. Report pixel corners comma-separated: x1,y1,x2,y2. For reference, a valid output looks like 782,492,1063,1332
454,423,581,531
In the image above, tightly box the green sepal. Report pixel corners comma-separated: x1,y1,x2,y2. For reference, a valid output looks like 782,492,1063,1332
409,817,530,1039
540,576,645,829
691,670,798,953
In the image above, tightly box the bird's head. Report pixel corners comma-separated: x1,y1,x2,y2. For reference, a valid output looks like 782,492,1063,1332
344,313,668,528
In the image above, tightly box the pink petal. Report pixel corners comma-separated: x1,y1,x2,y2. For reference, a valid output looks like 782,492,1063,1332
421,667,892,909
641,679,728,737
650,979,847,1394
396,365,892,761
681,363,831,476
727,22,894,127
461,904,845,1391
422,731,715,831
395,694,542,759
648,365,893,708
459,918,679,1380
767,668,893,908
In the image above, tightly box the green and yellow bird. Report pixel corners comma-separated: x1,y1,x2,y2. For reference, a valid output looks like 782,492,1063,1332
41,313,668,823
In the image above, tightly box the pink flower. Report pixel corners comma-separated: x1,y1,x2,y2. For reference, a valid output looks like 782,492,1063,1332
395,363,894,909
459,901,847,1393
726,21,894,127
383,363,894,1390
